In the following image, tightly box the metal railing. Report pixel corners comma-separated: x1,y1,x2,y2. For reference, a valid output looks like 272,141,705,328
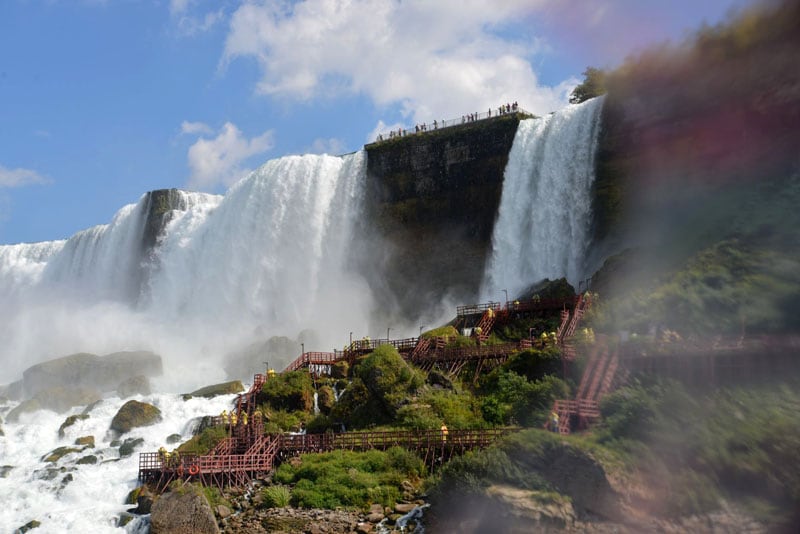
371,104,530,144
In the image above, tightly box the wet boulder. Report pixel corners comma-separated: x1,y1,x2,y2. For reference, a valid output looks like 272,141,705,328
150,488,220,534
110,400,162,434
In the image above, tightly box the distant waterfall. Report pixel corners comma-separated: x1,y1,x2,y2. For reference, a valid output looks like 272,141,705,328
0,152,369,383
481,97,604,299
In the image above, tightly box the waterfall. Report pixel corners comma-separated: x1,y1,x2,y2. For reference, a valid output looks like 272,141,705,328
481,97,604,299
0,151,369,385
313,391,320,415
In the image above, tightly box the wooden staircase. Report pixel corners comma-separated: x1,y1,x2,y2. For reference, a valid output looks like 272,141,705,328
554,334,622,435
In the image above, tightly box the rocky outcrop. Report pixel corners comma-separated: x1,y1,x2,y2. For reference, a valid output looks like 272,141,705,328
110,400,162,434
150,489,220,534
21,350,162,399
363,113,526,318
7,387,101,422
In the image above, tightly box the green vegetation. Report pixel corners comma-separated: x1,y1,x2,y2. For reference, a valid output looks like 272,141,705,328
273,447,424,510
332,345,425,429
420,325,458,339
569,67,607,104
589,238,800,336
177,424,227,455
594,380,800,522
259,371,314,412
260,485,292,508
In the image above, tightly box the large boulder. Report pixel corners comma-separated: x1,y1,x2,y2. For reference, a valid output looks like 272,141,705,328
150,488,220,534
110,400,162,434
21,351,162,398
6,387,101,422
183,380,244,400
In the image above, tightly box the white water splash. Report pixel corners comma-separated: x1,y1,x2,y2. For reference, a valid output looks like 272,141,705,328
481,97,604,299
0,390,239,533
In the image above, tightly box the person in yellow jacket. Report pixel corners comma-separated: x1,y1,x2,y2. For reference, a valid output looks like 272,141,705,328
230,412,238,426
441,424,449,443
220,409,229,426
550,411,560,433
242,412,248,426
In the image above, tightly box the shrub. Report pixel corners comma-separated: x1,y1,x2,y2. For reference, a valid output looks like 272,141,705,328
177,425,228,455
261,485,292,508
274,448,422,510
259,371,314,412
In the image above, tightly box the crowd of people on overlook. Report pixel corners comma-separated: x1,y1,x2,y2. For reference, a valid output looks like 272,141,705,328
376,101,520,142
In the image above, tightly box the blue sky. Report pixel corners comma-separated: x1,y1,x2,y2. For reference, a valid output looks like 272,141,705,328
0,0,752,245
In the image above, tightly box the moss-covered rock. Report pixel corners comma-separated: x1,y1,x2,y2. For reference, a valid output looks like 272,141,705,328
330,360,349,379
42,446,81,463
76,454,98,465
332,345,424,429
150,485,220,534
166,433,182,444
183,380,244,400
258,371,314,412
430,429,620,524
110,400,162,434
16,519,41,533
316,385,335,415
74,435,95,448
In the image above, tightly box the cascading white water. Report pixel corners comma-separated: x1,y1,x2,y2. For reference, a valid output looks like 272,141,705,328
0,151,369,385
481,97,604,299
145,151,369,340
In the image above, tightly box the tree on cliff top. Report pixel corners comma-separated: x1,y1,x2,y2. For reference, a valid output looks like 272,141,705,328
570,67,607,104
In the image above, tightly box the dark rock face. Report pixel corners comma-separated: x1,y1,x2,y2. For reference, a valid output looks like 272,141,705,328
141,189,193,254
363,114,525,320
21,351,162,399
150,490,220,534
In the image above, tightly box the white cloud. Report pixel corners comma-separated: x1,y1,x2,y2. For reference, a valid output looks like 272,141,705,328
307,137,347,155
181,120,213,135
177,9,224,36
185,122,275,190
0,165,49,188
169,0,224,36
170,0,191,15
221,0,573,123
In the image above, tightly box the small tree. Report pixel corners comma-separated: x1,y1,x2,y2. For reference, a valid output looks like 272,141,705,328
570,67,607,104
